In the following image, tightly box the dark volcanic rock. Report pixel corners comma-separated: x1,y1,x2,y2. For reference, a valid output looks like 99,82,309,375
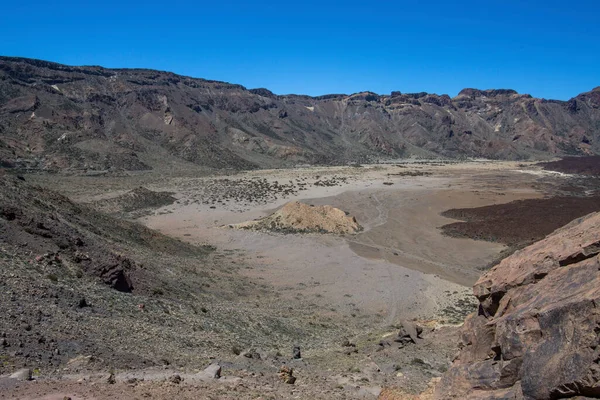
394,321,423,345
292,345,301,359
441,196,600,248
437,212,600,399
540,155,600,176
96,254,135,292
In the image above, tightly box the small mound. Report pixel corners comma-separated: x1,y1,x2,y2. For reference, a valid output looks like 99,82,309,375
233,201,362,234
93,187,176,214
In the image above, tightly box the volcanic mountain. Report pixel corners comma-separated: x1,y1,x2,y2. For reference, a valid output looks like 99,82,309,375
0,56,599,172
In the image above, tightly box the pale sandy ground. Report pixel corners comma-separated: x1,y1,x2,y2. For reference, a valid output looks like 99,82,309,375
139,161,543,325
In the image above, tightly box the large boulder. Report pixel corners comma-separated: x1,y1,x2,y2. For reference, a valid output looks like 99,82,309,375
199,364,221,380
394,321,423,345
437,212,600,399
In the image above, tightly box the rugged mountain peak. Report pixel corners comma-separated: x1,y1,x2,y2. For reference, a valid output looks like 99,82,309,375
249,88,277,98
438,212,600,399
457,88,482,97
457,88,519,98
313,93,347,100
348,91,381,102
576,87,600,107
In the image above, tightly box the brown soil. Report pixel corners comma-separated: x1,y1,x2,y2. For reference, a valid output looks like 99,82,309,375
441,196,600,248
540,155,600,176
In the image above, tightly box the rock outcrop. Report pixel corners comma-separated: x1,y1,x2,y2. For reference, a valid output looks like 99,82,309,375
438,212,600,399
232,201,362,234
91,186,176,214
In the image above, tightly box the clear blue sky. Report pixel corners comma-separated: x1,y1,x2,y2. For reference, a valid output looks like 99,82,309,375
2,0,599,99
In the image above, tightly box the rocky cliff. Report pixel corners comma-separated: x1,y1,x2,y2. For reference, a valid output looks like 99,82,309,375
1,57,599,172
438,212,600,399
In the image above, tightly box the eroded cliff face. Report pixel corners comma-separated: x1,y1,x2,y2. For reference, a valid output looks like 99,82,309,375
1,57,600,172
438,212,600,399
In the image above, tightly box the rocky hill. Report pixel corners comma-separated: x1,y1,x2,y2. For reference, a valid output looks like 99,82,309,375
232,201,362,234
1,57,599,172
438,211,600,399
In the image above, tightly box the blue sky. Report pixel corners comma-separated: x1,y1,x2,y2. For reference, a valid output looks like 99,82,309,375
1,0,599,99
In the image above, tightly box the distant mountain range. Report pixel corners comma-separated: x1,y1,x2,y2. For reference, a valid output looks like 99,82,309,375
0,56,598,171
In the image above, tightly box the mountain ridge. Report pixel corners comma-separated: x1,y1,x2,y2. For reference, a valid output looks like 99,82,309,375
2,56,584,100
1,56,599,171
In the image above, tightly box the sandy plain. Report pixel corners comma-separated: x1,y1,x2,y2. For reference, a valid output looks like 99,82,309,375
137,160,544,325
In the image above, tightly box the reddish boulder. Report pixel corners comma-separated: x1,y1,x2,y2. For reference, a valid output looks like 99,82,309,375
438,212,600,399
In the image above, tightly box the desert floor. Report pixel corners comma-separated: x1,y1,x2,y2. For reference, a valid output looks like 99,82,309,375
5,159,571,399
138,161,542,322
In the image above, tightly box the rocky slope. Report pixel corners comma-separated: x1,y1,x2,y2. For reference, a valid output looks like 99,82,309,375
1,57,599,172
437,212,600,399
0,173,359,375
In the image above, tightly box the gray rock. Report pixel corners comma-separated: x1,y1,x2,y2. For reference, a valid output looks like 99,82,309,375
9,368,31,381
200,363,221,379
244,349,261,359
394,321,423,345
343,347,358,355
292,345,302,359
